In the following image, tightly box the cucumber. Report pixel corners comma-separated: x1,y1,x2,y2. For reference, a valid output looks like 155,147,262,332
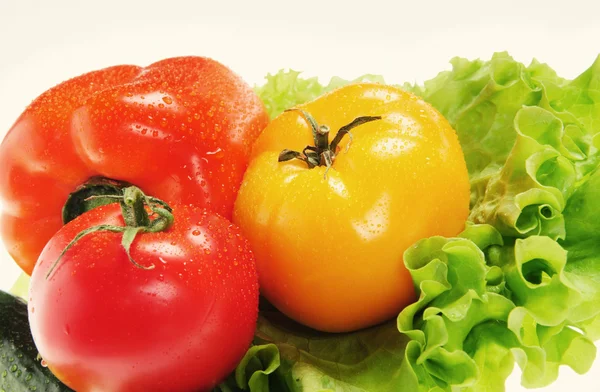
0,290,73,392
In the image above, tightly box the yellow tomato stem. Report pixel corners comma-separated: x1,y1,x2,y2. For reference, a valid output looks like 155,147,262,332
315,126,330,152
329,116,381,152
278,110,383,171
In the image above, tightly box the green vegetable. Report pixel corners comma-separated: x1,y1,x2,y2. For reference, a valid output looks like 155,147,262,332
215,52,600,392
0,290,73,392
219,311,416,392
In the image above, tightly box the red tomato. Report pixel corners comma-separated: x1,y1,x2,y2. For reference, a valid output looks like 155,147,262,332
28,201,259,392
0,56,269,275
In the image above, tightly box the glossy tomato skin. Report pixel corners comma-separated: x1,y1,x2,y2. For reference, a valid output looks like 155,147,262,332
0,56,269,275
233,83,470,333
28,203,259,392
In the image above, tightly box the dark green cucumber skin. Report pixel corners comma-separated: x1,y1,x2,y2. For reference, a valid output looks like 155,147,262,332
0,290,73,392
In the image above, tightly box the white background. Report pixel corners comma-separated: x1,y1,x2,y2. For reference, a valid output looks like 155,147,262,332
1,1,599,391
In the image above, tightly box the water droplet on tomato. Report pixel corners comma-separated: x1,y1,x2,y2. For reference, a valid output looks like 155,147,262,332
192,229,201,236
41,359,48,367
162,96,173,105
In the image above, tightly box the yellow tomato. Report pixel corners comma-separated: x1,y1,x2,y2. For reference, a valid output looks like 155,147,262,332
233,83,470,332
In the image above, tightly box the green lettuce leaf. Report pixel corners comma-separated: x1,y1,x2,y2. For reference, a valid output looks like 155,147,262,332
398,225,596,391
234,52,600,392
215,312,416,392
408,52,544,180
560,163,600,336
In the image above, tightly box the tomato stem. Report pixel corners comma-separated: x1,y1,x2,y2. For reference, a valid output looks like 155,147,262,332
46,186,173,279
121,187,151,227
278,109,382,174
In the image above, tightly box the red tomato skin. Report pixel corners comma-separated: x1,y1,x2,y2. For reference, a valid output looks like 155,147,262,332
0,56,269,275
28,203,259,392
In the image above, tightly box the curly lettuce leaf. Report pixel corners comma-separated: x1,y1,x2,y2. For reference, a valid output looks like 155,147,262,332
560,164,600,335
468,107,575,240
408,53,545,179
237,53,600,392
215,311,416,392
216,343,281,392
398,225,595,391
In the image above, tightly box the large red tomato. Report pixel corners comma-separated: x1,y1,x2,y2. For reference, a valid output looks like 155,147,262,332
28,190,259,392
0,56,269,275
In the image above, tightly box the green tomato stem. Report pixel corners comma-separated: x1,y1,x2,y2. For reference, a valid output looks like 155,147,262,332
47,186,173,279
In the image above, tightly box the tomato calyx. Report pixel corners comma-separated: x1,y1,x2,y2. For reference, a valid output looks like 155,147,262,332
62,177,133,224
46,186,174,279
278,109,381,172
